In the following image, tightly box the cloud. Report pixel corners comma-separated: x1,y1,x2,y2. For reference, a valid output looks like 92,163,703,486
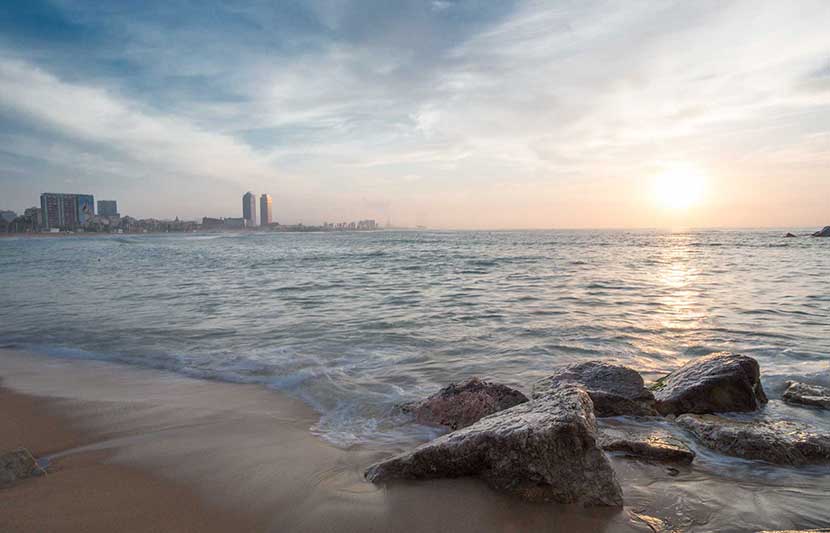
0,0,829,227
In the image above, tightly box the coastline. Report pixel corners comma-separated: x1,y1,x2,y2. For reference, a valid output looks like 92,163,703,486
0,349,637,533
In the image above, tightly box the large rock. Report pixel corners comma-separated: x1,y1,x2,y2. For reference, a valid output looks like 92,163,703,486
402,378,528,430
598,428,695,464
677,414,830,466
533,361,657,417
652,353,767,415
0,448,45,487
783,381,830,410
812,226,830,237
367,386,623,506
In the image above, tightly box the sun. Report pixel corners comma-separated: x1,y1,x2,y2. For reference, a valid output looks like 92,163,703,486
652,166,706,210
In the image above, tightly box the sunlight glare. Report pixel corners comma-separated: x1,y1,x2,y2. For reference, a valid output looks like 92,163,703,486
652,166,706,210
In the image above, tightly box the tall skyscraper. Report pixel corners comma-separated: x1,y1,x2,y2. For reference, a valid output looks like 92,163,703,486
40,193,95,229
98,200,119,217
242,192,257,227
260,194,272,226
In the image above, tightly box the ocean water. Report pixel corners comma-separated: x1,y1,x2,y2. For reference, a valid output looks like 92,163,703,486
0,229,828,449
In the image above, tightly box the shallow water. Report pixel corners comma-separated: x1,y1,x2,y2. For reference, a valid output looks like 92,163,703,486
0,229,828,444
1,229,829,531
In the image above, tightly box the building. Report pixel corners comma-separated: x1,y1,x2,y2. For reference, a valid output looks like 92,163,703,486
98,200,119,217
242,192,257,227
260,194,272,226
201,217,224,229
0,210,16,223
224,217,247,229
357,219,378,230
40,193,95,229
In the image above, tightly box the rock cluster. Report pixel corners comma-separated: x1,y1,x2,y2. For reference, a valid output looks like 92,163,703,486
651,352,767,415
533,361,657,417
402,377,528,430
0,448,45,488
782,381,830,409
367,352,830,506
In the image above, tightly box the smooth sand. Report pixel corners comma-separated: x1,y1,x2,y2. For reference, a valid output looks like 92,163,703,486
0,386,260,532
0,349,643,532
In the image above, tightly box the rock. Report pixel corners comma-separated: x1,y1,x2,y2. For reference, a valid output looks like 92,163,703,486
598,429,695,464
784,232,797,238
367,385,623,506
402,377,528,430
782,381,830,410
812,226,830,237
760,530,830,533
0,448,45,487
533,361,657,417
652,352,767,416
677,414,830,466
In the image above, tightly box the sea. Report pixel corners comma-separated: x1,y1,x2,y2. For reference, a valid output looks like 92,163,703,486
0,229,827,447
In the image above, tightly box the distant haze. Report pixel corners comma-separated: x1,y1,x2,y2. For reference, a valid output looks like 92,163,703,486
1,1,828,228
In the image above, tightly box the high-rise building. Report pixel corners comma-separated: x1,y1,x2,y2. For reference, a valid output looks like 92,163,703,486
242,192,257,227
40,193,95,229
98,200,119,217
260,194,272,226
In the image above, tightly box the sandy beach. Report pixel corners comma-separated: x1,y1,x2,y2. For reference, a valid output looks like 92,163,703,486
0,349,639,532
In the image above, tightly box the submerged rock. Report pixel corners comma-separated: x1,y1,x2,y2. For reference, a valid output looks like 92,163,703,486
677,414,830,466
402,377,528,430
812,226,830,237
782,381,830,410
367,386,623,506
652,352,767,416
533,361,657,417
598,429,695,464
0,448,45,487
784,232,798,238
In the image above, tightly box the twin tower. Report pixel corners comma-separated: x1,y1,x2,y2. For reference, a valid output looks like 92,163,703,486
243,192,272,227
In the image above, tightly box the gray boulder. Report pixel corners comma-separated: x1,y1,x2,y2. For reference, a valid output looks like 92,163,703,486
782,381,830,409
533,361,657,417
367,386,623,506
402,377,528,430
652,352,767,415
598,429,695,464
812,226,830,237
784,232,797,238
0,448,45,487
677,414,830,466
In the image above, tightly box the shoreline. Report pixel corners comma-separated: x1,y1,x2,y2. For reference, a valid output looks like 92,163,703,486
0,349,637,532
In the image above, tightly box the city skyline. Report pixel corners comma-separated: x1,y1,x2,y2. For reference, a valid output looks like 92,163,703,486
1,2,829,229
2,189,388,230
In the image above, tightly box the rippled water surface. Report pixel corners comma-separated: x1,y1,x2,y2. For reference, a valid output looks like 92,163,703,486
1,229,828,445
2,229,829,530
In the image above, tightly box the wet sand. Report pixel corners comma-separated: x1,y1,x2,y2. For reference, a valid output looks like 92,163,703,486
0,349,637,532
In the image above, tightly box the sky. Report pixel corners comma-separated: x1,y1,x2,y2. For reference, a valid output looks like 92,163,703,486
1,0,829,229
